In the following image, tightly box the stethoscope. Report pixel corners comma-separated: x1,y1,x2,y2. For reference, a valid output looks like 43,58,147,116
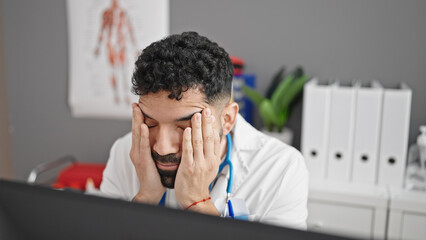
159,133,235,218
218,133,234,217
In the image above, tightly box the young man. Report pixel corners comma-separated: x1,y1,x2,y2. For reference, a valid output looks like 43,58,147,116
100,32,308,229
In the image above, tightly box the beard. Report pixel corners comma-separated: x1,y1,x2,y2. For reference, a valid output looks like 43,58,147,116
151,125,224,189
151,152,181,189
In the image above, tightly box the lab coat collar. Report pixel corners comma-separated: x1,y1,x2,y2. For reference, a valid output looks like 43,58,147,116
232,114,265,151
229,114,266,191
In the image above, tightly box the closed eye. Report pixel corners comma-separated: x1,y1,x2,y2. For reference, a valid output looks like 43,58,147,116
177,121,191,130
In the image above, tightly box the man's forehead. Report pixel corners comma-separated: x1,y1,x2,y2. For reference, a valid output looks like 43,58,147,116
138,89,208,106
137,90,210,121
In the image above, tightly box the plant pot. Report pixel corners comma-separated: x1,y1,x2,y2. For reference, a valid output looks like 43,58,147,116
261,127,294,145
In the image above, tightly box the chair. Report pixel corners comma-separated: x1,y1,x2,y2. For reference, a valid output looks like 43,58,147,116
27,155,106,191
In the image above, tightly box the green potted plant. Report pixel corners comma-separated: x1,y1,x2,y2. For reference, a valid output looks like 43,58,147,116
242,66,307,144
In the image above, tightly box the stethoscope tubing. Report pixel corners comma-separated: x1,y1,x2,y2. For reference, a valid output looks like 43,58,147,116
218,133,233,194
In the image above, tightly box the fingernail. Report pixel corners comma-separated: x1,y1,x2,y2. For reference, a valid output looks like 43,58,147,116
196,113,201,122
211,115,215,123
205,108,211,116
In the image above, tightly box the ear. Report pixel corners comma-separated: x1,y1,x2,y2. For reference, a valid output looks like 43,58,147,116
220,102,239,136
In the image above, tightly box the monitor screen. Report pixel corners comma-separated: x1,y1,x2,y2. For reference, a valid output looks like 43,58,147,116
0,180,351,240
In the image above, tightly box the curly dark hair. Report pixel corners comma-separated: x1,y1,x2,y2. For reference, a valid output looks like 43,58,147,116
131,32,233,105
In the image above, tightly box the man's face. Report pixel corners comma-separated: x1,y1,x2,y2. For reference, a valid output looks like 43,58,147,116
138,89,222,188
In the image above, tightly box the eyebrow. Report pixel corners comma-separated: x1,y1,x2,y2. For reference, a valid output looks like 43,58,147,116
175,111,203,122
140,106,202,122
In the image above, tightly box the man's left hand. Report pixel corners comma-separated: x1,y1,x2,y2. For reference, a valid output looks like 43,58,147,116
174,108,221,214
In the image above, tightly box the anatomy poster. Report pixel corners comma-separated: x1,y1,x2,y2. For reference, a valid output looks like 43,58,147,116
67,0,169,119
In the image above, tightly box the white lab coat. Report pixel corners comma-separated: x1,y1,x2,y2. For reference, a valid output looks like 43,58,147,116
100,114,309,230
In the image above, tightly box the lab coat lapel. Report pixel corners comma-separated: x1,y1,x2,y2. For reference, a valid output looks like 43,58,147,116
210,172,228,204
231,114,264,192
211,114,264,215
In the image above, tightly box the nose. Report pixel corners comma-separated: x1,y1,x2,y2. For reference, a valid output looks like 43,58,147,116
152,126,180,156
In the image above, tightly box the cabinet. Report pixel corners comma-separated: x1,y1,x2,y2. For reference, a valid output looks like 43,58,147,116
307,180,388,239
308,181,426,239
387,188,426,240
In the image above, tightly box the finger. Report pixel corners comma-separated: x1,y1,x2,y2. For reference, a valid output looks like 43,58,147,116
191,112,204,163
202,108,214,159
131,103,138,151
131,103,144,148
139,123,152,162
181,127,194,167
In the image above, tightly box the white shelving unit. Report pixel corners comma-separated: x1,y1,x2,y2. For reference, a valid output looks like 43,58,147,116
307,180,388,239
387,188,426,240
307,180,426,239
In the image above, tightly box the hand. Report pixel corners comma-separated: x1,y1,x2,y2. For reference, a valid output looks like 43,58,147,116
130,103,166,204
174,108,221,212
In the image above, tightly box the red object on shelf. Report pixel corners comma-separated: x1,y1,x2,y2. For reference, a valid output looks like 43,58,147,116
230,55,245,75
52,163,106,191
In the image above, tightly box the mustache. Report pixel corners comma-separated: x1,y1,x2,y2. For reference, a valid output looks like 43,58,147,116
151,152,181,164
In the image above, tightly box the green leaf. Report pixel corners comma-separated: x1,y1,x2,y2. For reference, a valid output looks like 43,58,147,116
277,107,289,125
242,85,265,107
279,75,307,110
271,74,293,111
259,100,279,128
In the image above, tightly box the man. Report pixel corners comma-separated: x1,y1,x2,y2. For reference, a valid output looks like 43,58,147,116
100,32,308,229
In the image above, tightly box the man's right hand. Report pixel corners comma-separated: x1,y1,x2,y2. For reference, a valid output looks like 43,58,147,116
130,103,166,204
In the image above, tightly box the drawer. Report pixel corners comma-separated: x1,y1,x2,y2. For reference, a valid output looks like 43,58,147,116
400,212,426,240
307,201,374,238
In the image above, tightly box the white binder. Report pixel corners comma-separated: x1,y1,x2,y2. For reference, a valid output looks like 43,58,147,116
301,79,331,180
351,81,384,184
326,81,358,182
378,83,412,188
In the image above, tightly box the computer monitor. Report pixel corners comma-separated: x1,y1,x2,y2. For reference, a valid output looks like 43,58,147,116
0,180,351,240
